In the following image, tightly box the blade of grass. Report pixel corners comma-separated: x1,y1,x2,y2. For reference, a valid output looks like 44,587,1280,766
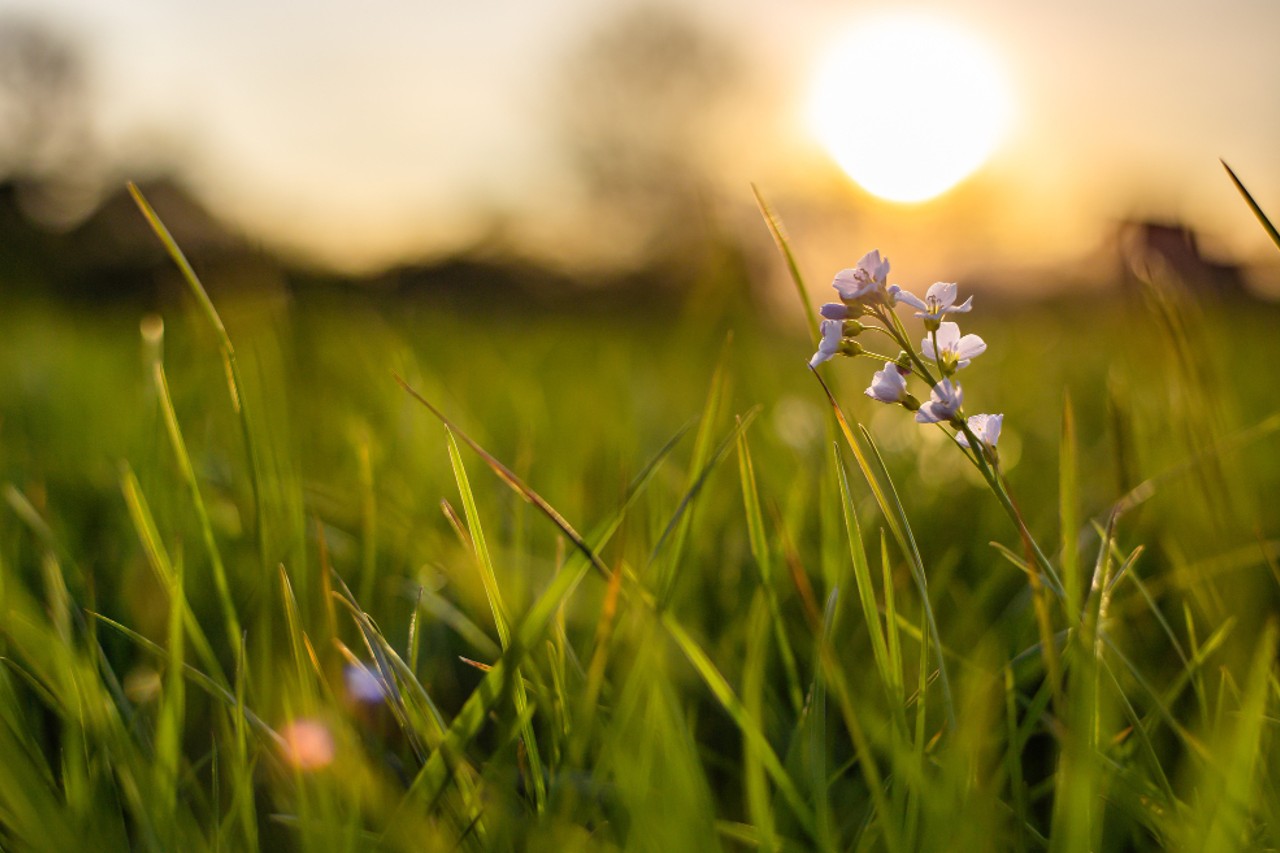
153,546,186,826
445,428,547,813
119,463,227,688
655,336,732,606
742,592,780,853
833,447,904,729
1222,160,1280,251
738,424,804,715
1060,392,1081,621
809,367,954,727
752,184,817,342
1184,621,1277,849
384,408,685,821
128,183,268,574
147,334,243,660
662,611,816,836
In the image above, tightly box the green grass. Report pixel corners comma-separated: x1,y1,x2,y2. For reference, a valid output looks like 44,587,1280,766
0,201,1278,850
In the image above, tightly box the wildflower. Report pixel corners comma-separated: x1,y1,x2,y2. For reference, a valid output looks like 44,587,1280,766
280,719,336,771
820,302,850,320
809,319,862,367
896,282,973,329
915,379,963,424
832,250,891,303
344,663,387,705
957,413,1003,449
864,364,910,405
922,321,986,373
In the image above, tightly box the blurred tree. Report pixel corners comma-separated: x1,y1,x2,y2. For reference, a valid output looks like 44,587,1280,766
0,15,89,180
557,4,745,269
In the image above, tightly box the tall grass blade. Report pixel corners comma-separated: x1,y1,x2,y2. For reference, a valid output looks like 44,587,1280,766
1183,621,1277,849
119,463,227,687
1222,160,1280,251
445,429,547,813
149,353,244,660
128,183,268,572
752,184,818,341
656,338,731,605
810,368,955,728
737,425,804,714
1060,392,1081,621
742,592,780,852
153,547,186,827
833,448,902,722
661,611,817,837
386,409,685,822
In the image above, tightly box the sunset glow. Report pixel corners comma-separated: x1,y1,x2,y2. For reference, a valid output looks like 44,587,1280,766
806,14,1014,204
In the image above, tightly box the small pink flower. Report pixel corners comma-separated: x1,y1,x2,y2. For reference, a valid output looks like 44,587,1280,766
280,719,336,771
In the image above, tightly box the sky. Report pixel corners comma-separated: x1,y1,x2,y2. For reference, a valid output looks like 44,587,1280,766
3,0,1279,290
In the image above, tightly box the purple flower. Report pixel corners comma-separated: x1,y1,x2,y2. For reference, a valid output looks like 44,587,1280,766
896,281,973,325
957,413,1003,449
344,664,387,704
915,379,963,424
832,250,891,303
922,322,986,373
864,364,909,404
809,319,846,367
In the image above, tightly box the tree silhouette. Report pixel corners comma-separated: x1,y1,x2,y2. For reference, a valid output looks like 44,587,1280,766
557,5,743,264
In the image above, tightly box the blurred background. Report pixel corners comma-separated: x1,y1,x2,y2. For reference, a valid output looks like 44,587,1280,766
1,0,1278,306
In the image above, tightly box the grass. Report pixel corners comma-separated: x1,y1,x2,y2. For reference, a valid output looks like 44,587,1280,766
0,190,1277,850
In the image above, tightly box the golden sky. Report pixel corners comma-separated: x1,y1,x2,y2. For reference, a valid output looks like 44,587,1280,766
5,0,1280,285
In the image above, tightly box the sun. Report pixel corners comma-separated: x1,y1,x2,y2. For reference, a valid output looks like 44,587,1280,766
806,13,1014,203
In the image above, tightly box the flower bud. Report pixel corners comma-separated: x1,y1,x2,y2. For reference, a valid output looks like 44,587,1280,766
841,319,865,337
895,352,912,372
901,393,920,412
839,340,864,357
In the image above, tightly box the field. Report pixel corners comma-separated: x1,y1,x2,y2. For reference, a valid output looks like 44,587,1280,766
1,199,1279,851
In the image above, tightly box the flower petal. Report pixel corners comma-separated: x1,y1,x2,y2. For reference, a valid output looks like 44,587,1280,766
927,281,958,307
914,379,961,422
955,334,987,360
864,365,907,403
895,289,927,311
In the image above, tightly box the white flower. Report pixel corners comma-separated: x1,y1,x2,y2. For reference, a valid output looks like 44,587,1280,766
864,364,909,404
809,319,845,367
957,413,1003,449
922,321,987,372
832,250,890,302
896,281,972,324
915,379,963,423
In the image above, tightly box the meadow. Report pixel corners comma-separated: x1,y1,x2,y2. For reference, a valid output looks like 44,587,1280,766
0,190,1278,851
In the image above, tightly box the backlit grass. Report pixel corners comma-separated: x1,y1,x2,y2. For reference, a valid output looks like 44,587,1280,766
0,189,1277,850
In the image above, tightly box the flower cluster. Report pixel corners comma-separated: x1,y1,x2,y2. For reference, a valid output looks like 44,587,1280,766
809,250,1004,459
